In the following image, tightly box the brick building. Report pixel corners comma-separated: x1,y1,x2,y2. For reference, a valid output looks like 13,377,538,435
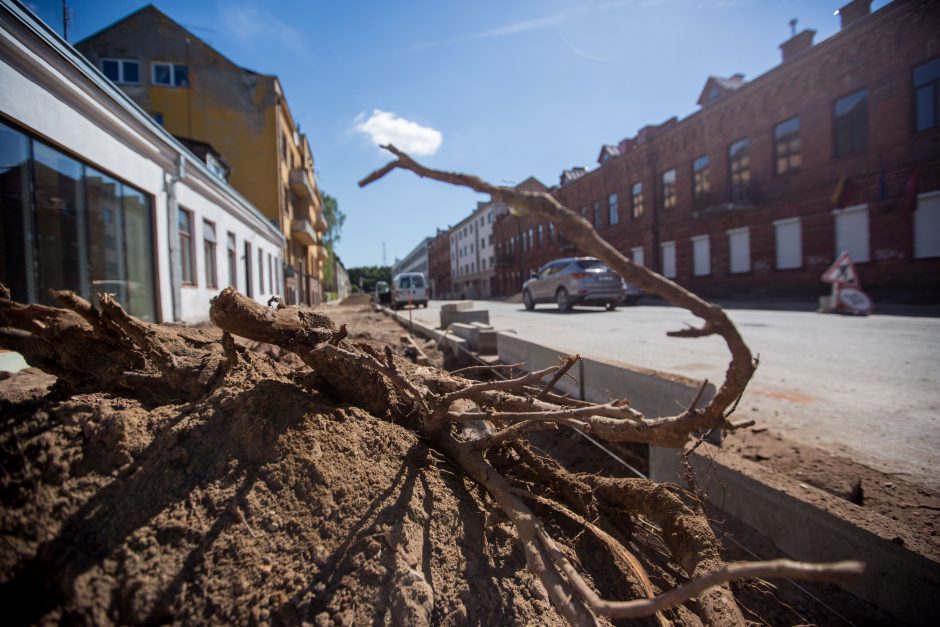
427,228,452,299
495,0,940,302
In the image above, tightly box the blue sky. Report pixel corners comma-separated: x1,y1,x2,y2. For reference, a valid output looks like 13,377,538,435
32,0,889,268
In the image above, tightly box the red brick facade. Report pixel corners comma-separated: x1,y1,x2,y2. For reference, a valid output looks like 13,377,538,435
494,0,940,302
427,229,451,299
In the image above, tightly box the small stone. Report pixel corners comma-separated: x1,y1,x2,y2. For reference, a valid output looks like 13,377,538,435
313,611,332,627
883,482,894,489
890,535,905,546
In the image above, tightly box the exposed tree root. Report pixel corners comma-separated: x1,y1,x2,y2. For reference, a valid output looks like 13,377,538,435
0,145,863,625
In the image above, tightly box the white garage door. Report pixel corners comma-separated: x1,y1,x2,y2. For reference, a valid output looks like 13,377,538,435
660,241,676,278
728,227,751,274
692,235,710,276
834,204,869,263
915,192,940,259
774,217,802,269
632,246,645,267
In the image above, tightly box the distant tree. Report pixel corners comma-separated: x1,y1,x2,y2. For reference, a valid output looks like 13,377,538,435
320,191,345,291
347,265,391,294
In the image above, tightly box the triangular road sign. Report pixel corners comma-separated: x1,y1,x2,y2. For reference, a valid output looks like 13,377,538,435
821,251,860,287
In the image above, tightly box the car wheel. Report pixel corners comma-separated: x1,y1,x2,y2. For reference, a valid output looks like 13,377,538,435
523,290,535,311
556,288,571,312
605,301,617,311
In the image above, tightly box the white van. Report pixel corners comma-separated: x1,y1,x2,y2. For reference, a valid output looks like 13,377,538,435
391,272,429,309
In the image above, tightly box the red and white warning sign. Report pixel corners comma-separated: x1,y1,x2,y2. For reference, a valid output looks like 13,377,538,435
834,285,874,315
821,251,859,287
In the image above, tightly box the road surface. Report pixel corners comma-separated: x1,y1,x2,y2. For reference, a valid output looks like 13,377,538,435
408,300,940,489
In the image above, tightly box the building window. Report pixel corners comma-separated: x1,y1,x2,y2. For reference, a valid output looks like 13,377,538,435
258,248,265,293
693,155,710,197
774,116,801,175
631,182,644,218
691,235,710,276
268,253,274,294
227,232,237,288
914,192,940,258
727,227,751,274
772,218,802,269
549,223,556,241
528,228,534,249
101,58,140,84
609,193,619,225
662,169,677,210
537,224,544,246
0,121,156,320
152,62,189,87
244,242,253,298
833,204,870,263
593,200,603,229
179,207,195,285
914,58,940,132
728,139,751,201
203,220,217,288
631,246,644,267
660,241,676,278
834,89,868,157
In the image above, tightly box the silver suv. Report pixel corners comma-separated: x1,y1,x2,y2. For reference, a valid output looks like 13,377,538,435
522,257,640,311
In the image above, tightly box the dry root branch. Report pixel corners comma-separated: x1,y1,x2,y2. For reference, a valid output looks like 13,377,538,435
0,147,862,626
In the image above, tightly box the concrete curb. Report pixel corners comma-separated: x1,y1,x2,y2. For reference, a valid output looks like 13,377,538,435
651,443,939,626
382,307,471,365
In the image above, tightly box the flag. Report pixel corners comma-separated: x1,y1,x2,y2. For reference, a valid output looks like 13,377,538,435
831,175,858,208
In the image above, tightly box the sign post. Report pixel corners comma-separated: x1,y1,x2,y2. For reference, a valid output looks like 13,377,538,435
821,251,873,315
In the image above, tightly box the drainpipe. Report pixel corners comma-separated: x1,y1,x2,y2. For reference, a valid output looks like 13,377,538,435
165,155,185,321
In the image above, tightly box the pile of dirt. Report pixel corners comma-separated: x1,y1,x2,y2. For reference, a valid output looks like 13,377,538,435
0,347,559,624
338,293,372,306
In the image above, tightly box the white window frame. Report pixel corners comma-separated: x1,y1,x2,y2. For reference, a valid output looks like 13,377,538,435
727,227,751,274
914,191,940,259
832,203,870,263
691,234,710,276
660,241,676,278
152,61,187,87
773,217,803,270
101,58,140,84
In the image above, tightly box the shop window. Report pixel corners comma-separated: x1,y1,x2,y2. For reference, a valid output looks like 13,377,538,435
773,218,802,269
834,89,868,157
774,116,801,174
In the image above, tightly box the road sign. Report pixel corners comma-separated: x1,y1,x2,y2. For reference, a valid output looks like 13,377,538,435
835,285,873,315
821,251,860,287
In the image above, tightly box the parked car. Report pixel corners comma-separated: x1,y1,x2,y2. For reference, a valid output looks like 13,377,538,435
522,257,641,312
390,272,429,309
373,280,390,305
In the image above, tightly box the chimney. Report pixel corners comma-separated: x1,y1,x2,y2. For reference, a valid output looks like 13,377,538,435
836,0,872,29
780,29,816,63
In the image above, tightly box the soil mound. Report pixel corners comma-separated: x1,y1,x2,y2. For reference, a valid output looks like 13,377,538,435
339,293,372,306
0,369,561,625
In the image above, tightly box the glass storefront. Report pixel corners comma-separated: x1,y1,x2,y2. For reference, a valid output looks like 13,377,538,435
0,120,157,321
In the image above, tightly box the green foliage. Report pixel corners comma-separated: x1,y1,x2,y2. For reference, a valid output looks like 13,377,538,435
319,190,345,290
347,265,391,293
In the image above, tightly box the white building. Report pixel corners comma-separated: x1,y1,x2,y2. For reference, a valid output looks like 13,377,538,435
450,200,508,298
392,236,431,278
0,0,284,323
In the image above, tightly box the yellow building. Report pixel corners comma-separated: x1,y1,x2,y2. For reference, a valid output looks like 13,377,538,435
76,5,326,305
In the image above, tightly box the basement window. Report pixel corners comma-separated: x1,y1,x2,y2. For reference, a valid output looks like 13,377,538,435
152,62,189,87
101,58,140,84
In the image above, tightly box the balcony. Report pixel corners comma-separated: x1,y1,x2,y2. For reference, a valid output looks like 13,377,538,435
291,218,317,247
314,210,328,233
289,168,316,201
692,182,761,217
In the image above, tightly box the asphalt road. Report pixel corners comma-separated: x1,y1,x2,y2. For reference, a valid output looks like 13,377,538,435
408,300,940,489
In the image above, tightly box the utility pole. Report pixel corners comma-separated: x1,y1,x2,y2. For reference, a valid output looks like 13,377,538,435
61,0,71,41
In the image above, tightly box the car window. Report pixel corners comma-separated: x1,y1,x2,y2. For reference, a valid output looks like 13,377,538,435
576,259,605,270
398,276,411,288
538,265,553,279
411,275,425,288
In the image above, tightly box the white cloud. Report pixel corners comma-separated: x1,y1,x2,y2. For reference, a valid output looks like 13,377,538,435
355,110,442,156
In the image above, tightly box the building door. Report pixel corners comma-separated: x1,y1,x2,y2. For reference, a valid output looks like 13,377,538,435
914,192,940,259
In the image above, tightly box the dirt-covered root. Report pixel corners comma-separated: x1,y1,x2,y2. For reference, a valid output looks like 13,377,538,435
0,289,245,405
